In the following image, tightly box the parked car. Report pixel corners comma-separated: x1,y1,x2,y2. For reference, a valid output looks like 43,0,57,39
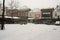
55,21,60,25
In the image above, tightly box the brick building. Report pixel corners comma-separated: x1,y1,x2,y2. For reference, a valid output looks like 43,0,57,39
6,8,31,24
6,9,31,17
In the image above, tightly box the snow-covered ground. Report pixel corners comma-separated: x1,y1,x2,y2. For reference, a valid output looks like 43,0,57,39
0,23,60,40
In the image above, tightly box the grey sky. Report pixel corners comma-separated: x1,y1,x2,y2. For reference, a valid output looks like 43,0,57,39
0,0,60,9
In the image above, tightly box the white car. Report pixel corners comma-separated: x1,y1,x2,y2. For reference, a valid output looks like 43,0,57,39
55,21,60,25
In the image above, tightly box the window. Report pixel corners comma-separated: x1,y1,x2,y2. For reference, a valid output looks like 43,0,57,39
55,13,57,16
43,12,50,14
42,12,51,17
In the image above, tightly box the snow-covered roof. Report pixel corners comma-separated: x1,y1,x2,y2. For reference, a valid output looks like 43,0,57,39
5,16,20,19
28,18,34,19
30,8,41,12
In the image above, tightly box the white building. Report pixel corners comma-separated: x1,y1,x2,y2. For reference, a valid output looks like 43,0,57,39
53,5,60,19
28,8,41,23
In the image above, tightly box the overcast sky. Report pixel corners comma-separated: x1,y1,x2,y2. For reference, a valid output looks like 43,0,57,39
0,0,60,9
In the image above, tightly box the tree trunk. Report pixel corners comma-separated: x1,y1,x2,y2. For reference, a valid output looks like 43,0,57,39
1,0,5,30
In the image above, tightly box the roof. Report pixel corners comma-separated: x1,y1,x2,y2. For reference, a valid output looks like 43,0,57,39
41,8,54,12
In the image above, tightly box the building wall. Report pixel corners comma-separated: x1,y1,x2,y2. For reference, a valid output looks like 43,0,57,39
53,6,60,19
41,8,54,19
0,4,2,15
6,9,31,24
28,9,41,19
6,9,30,17
0,8,2,15
0,8,6,16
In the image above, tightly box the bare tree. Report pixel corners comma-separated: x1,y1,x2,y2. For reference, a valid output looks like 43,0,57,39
7,0,19,17
1,0,5,30
8,0,19,9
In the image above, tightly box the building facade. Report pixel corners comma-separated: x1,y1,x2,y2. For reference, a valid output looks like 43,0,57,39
28,8,41,23
53,5,60,19
6,8,31,24
41,8,54,19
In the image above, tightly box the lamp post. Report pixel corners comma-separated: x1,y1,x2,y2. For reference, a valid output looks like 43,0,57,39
1,0,5,30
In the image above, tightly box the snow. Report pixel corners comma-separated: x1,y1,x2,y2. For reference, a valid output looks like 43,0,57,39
28,18,34,19
0,16,20,19
55,21,60,24
5,16,20,19
0,23,60,40
30,8,41,12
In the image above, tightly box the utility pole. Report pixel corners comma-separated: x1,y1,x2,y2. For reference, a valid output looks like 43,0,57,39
1,0,5,30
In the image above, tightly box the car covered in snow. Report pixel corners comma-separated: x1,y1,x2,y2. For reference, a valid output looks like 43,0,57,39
55,21,60,25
